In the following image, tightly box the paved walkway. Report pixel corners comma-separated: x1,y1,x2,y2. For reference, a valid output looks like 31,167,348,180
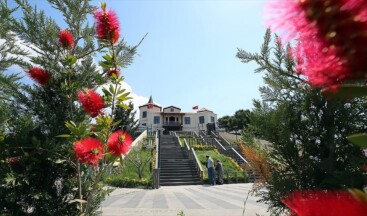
101,183,269,216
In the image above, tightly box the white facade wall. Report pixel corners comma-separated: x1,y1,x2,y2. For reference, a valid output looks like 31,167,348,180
182,113,199,132
139,104,217,133
139,106,162,131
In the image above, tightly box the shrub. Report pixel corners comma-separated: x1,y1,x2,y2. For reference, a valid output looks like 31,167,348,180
104,176,151,188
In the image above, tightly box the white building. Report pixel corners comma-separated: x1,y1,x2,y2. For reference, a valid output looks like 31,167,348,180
139,96,218,134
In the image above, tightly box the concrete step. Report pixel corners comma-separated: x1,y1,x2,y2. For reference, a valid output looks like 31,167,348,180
160,178,202,183
160,162,196,166
158,135,202,186
161,166,196,172
160,175,199,179
160,181,202,186
160,164,196,168
160,172,198,177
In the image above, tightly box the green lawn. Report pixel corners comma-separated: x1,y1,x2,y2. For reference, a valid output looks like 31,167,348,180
195,148,248,183
104,137,248,187
104,141,154,188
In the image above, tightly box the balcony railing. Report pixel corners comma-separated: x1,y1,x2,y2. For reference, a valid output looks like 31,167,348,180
162,121,182,126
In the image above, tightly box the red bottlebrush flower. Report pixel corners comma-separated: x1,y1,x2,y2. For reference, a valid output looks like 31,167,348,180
27,67,51,85
77,89,105,118
107,130,132,156
105,68,121,78
265,0,367,88
281,190,367,216
73,137,104,165
59,29,74,48
94,7,120,44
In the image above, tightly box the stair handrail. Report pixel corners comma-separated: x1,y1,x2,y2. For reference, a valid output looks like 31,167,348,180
191,147,204,182
193,131,199,138
153,130,160,189
200,130,206,137
199,135,207,145
210,131,218,138
214,138,226,151
155,131,159,169
218,133,231,146
183,138,190,151
184,139,203,182
230,147,249,164
175,135,181,147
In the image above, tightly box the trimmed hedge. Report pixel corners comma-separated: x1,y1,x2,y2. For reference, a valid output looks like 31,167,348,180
191,145,216,151
104,176,151,188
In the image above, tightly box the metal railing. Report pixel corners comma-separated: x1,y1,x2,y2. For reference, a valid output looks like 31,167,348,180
217,133,231,147
230,147,248,163
162,122,182,126
175,131,192,136
184,139,204,182
210,131,218,138
152,131,160,189
193,131,199,138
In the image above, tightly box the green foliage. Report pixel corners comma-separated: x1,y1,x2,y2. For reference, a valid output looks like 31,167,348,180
217,109,251,132
237,29,367,215
112,101,139,138
195,149,243,173
104,139,154,187
190,144,216,151
124,139,154,179
104,176,151,188
323,84,367,100
177,210,185,216
0,0,143,215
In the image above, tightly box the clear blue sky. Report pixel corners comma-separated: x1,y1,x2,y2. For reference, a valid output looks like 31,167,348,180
9,0,268,118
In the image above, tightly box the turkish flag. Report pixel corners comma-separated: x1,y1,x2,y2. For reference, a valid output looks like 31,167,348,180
147,104,153,109
192,105,198,110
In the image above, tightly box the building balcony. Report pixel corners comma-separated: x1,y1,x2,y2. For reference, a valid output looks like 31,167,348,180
163,122,182,126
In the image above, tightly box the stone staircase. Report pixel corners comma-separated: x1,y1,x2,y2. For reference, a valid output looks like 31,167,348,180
159,135,202,186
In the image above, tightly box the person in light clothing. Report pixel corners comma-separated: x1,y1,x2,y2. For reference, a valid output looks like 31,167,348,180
206,155,215,185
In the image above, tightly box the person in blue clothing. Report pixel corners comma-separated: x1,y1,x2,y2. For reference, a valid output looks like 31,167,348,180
206,155,215,185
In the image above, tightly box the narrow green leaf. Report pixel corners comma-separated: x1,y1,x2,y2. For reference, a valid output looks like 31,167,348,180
55,159,67,164
102,88,111,97
118,103,131,110
112,120,122,127
109,84,114,94
117,89,126,95
56,134,72,138
347,133,367,148
102,53,112,61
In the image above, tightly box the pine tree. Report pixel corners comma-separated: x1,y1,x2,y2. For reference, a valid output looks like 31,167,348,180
237,30,367,215
0,0,143,215
112,101,139,138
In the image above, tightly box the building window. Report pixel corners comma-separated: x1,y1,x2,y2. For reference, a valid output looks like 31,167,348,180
142,123,146,126
199,116,204,124
211,116,215,123
184,117,191,124
170,108,174,112
154,116,160,124
142,111,147,118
